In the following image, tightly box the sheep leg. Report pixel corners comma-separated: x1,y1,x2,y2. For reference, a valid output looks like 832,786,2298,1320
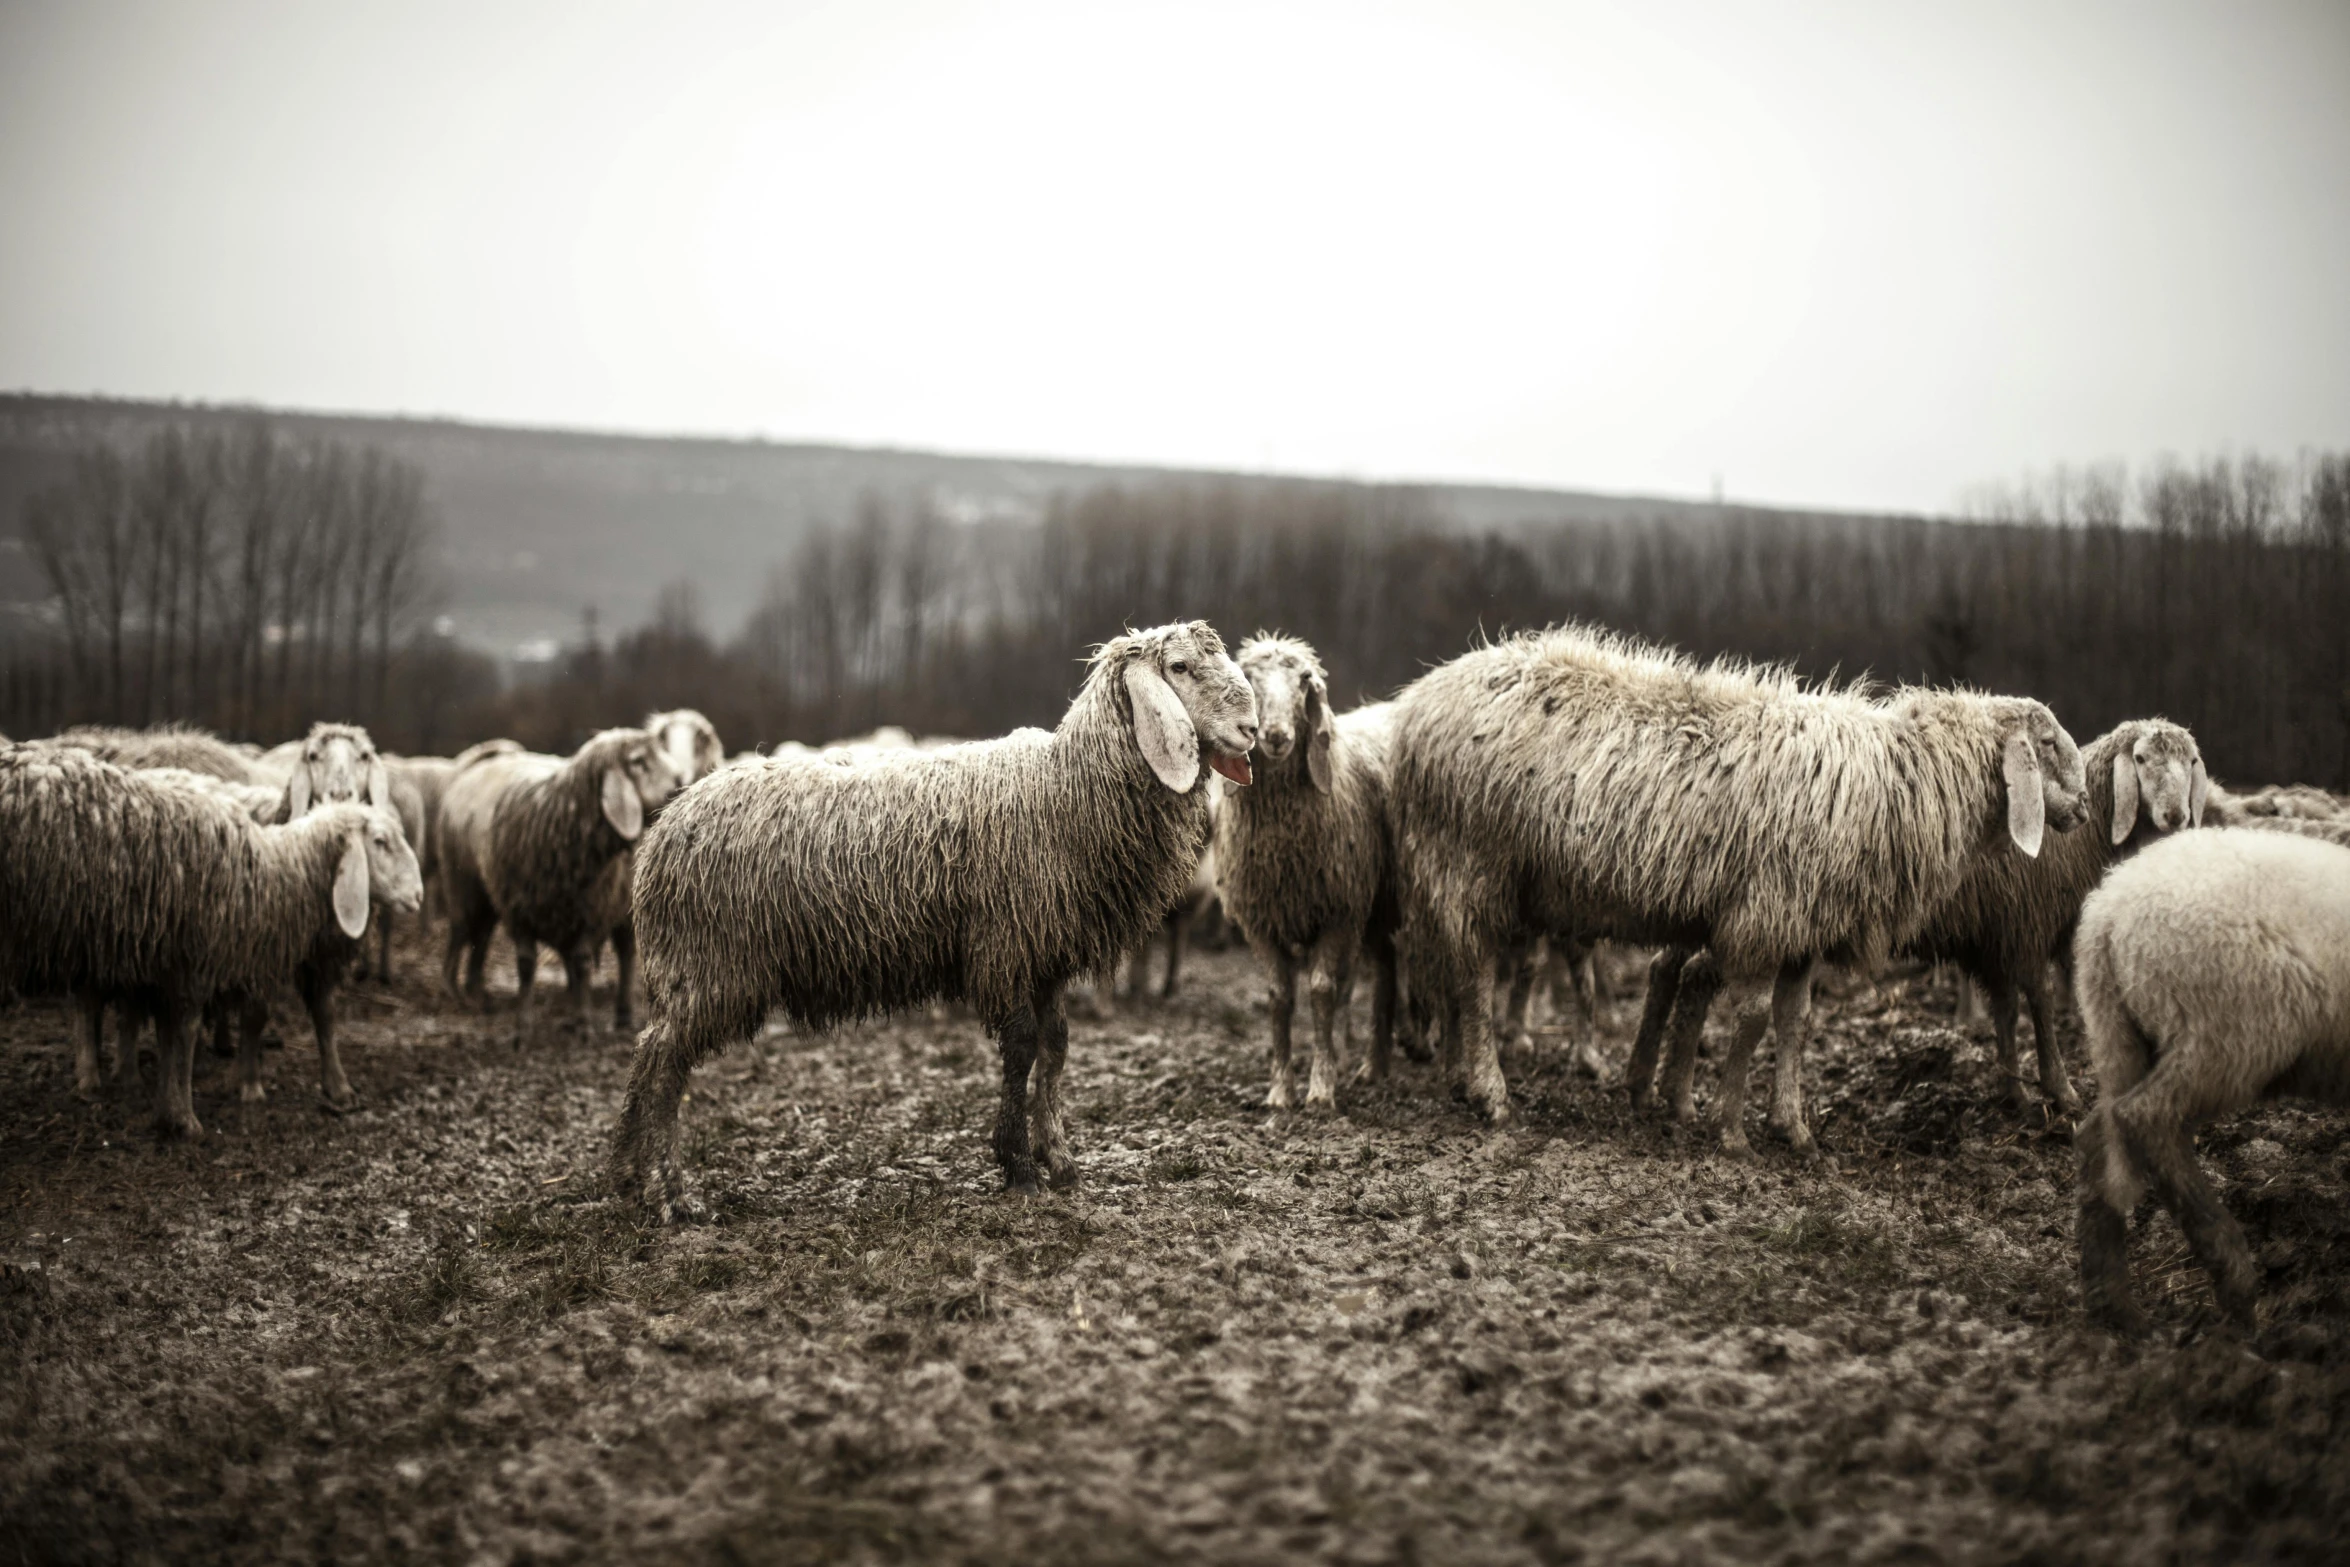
1660,951,1724,1123
1451,941,1512,1124
1161,908,1192,1000
1626,947,1690,1109
2023,959,2080,1114
1304,931,1351,1111
992,1005,1043,1193
151,997,202,1141
2113,1086,2258,1329
610,1016,710,1222
513,941,539,1034
1028,988,1079,1189
611,921,638,1033
559,946,596,1034
2074,1109,2150,1335
298,961,356,1113
1263,950,1299,1109
1713,988,1773,1156
1979,968,2033,1114
1499,939,1538,1070
234,990,270,1103
1358,927,1399,1083
72,987,108,1098
1766,958,1818,1156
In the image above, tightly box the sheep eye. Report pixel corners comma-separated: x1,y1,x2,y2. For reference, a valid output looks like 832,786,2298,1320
1170,661,1189,675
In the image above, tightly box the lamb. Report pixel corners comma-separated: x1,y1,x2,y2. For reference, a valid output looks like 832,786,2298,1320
0,746,420,1135
1212,640,1397,1109
2072,827,2350,1332
438,728,683,1031
610,621,1259,1215
39,722,265,784
1389,624,2088,1149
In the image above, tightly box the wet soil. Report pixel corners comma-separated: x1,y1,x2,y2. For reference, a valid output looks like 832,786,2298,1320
4,934,2347,1565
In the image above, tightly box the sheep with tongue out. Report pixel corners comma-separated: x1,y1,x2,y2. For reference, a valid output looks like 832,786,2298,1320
612,620,1259,1213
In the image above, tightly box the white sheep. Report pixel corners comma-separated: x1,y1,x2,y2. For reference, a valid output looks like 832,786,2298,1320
1390,625,2088,1150
2073,827,2350,1332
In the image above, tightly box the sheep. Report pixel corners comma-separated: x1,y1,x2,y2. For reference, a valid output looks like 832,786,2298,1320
1389,624,2088,1149
438,728,682,1032
39,723,265,784
1212,640,1397,1110
0,746,420,1135
611,621,1260,1215
587,709,727,1028
2072,827,2350,1332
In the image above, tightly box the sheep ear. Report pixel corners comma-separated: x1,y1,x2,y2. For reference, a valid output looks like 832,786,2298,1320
1125,661,1200,793
333,832,370,939
1306,686,1336,795
2189,758,2209,828
2108,750,2140,847
600,767,645,841
366,760,391,810
2003,730,2045,858
287,768,311,818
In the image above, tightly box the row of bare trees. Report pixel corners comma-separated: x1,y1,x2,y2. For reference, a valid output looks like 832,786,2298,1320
502,448,2350,790
4,422,448,744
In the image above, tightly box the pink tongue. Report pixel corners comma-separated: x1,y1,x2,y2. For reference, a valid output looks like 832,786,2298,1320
1209,752,1253,786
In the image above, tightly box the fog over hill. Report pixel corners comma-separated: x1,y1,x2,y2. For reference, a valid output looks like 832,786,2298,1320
0,394,1891,657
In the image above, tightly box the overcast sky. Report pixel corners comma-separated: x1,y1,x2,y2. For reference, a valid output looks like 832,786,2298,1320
2,0,2344,514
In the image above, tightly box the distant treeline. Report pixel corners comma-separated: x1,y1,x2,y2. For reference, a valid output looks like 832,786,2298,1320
5,420,2347,789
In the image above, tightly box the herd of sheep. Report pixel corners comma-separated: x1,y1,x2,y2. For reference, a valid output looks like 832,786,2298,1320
5,617,2350,1337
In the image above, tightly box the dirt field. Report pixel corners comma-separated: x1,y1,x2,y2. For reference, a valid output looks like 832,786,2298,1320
4,926,2347,1565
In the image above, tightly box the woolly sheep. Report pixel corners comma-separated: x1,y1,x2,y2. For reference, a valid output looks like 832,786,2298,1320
1212,640,1397,1109
438,728,682,1032
611,621,1260,1215
0,747,419,1135
40,723,265,785
588,709,727,1028
1390,625,2088,1149
2073,828,2350,1332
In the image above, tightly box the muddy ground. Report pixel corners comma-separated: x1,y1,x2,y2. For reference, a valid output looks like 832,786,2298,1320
3,924,2347,1566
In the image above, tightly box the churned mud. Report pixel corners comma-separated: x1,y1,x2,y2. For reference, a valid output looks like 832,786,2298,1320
4,932,2347,1565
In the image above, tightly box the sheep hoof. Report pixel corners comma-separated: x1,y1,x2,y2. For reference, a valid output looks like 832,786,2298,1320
154,1113,203,1141
318,1090,356,1116
1351,1059,1386,1085
1717,1128,1754,1160
2089,1297,2153,1338
1045,1159,1083,1191
1264,1085,1295,1111
240,1082,267,1105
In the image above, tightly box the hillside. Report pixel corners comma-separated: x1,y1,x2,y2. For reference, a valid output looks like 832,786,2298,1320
0,393,1873,655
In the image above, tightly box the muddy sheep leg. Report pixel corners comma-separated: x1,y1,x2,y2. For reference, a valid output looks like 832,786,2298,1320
1980,966,2033,1114
2023,959,2080,1115
1712,984,1774,1157
560,944,596,1035
1626,947,1690,1111
2113,1078,2258,1329
233,989,270,1103
1028,985,1079,1189
1161,906,1194,1000
2074,1108,2149,1334
151,994,203,1140
1452,937,1512,1125
298,959,357,1113
610,921,638,1033
1263,949,1300,1110
611,1014,723,1222
1359,927,1399,1084
1660,951,1724,1124
1304,929,1353,1112
992,1004,1043,1193
72,987,108,1098
511,938,540,1038
1766,957,1818,1157
1559,940,1605,1078
1497,938,1538,1072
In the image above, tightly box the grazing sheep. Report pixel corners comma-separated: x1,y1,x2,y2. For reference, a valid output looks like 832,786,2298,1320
1390,625,2088,1149
2072,827,2350,1332
438,728,682,1032
0,746,420,1135
611,621,1260,1215
1213,640,1397,1109
40,723,265,784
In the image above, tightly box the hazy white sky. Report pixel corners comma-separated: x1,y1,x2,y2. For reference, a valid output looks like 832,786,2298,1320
2,0,2344,513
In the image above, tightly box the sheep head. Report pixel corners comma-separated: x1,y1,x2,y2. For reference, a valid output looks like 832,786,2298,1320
1109,621,1259,793
2110,720,2207,844
1237,635,1338,793
1995,699,2087,857
646,708,724,786
583,728,685,842
326,803,423,938
287,722,390,820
